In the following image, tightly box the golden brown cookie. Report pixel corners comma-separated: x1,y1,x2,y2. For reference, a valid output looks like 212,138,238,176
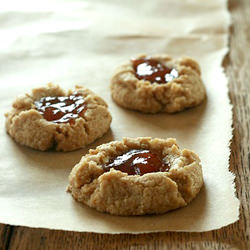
68,137,203,215
110,54,206,113
5,83,112,151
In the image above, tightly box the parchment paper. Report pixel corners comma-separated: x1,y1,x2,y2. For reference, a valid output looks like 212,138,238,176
0,0,239,233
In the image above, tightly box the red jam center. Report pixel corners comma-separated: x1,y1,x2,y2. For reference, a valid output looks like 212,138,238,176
103,149,170,176
35,93,86,124
132,58,178,84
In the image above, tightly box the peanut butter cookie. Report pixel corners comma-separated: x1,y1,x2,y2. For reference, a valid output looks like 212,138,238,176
68,137,203,215
5,83,112,151
111,54,206,113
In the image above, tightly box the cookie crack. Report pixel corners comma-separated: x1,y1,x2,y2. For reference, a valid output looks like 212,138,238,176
151,89,167,112
50,134,58,150
137,175,187,205
77,115,90,135
167,174,189,204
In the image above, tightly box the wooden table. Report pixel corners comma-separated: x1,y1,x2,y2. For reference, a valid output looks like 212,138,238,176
0,0,249,249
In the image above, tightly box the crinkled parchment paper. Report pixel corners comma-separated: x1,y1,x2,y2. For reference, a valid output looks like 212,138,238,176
0,0,239,233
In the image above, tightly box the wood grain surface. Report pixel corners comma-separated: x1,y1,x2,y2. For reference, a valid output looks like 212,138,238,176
0,0,249,249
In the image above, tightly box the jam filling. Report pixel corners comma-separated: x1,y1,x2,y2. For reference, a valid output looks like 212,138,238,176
132,58,178,84
103,149,170,176
35,93,86,125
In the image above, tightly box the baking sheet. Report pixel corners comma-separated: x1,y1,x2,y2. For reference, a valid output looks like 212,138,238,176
0,0,239,233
